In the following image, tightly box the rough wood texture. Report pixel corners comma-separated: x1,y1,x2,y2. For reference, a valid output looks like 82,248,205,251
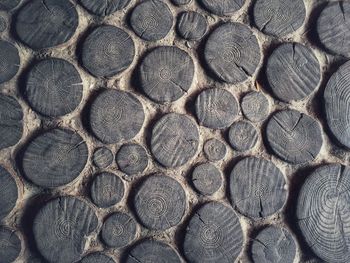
90,172,124,208
79,0,131,16
316,1,350,57
250,226,296,263
265,43,321,102
101,212,137,248
198,0,244,16
297,164,350,263
116,143,148,176
133,174,186,230
130,0,173,41
192,163,222,195
0,40,20,84
228,120,258,152
139,46,194,103
0,166,18,221
0,0,21,10
176,11,208,41
151,113,199,167
92,147,113,169
20,128,88,188
88,89,144,144
33,196,98,263
15,0,78,50
183,201,243,263
266,109,323,164
81,25,135,78
125,239,182,263
195,88,239,129
203,138,226,162
79,252,115,263
229,157,287,218
324,60,350,149
0,227,21,263
25,58,83,117
0,94,23,150
241,91,269,123
252,0,306,37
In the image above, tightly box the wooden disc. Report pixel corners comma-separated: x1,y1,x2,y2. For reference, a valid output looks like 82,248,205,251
0,40,20,84
176,11,208,41
130,0,173,41
198,0,244,16
241,91,269,123
92,147,113,169
88,89,144,144
101,212,137,248
203,138,226,162
250,226,296,263
0,94,23,150
252,0,306,37
266,43,321,102
79,0,131,16
116,143,148,176
21,128,88,188
229,157,287,218
15,0,78,50
183,201,243,263
228,120,258,152
297,164,350,263
133,174,186,230
33,196,98,263
316,1,350,57
204,22,260,84
324,60,350,148
0,0,21,10
139,46,194,103
25,58,83,117
0,227,21,263
81,25,135,78
171,0,190,6
266,109,322,164
80,252,115,263
90,172,124,208
0,166,18,221
151,113,199,167
192,163,222,195
195,88,239,129
125,239,182,263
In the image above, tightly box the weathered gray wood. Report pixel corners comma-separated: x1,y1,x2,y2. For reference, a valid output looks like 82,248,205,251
25,58,83,117
266,43,321,102
183,201,243,263
176,11,208,41
0,40,20,84
88,89,144,144
151,113,199,167
266,109,322,164
116,143,148,176
139,46,194,103
195,88,239,129
252,0,306,37
324,61,350,148
79,0,131,16
90,172,124,208
133,174,186,230
198,0,244,16
316,1,350,57
92,147,113,169
297,164,350,263
203,138,226,162
204,22,260,84
21,128,88,188
0,0,21,11
228,120,258,151
0,94,23,150
80,252,115,263
130,0,173,41
192,163,222,195
101,212,137,248
171,0,190,6
81,25,135,78
0,227,21,263
0,166,18,221
241,91,269,123
126,239,182,263
0,16,7,32
15,0,78,50
229,157,287,218
33,196,98,263
250,226,296,263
